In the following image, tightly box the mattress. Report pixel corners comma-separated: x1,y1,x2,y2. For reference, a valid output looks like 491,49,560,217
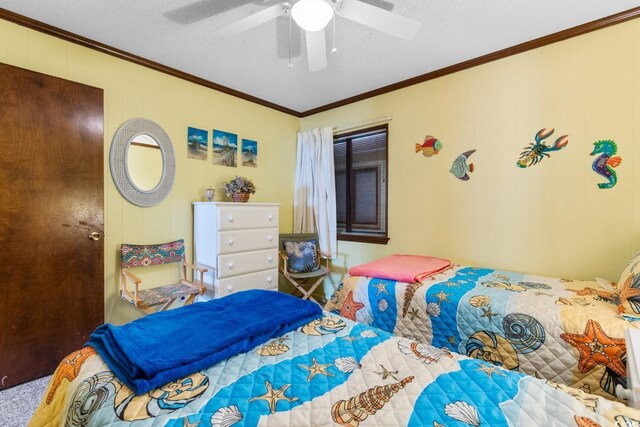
30,312,640,426
325,265,635,402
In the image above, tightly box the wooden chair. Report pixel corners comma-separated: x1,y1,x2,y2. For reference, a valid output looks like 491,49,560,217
120,239,208,314
278,233,329,304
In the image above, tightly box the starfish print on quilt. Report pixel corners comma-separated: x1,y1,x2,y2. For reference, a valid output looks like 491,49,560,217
618,272,640,314
560,319,626,376
340,290,364,321
298,358,334,381
46,346,97,404
248,381,299,414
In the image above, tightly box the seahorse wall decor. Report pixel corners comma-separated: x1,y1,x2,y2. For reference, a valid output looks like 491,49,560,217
590,140,622,189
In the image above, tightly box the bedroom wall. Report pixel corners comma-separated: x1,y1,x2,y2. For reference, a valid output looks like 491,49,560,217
302,18,640,297
0,19,300,324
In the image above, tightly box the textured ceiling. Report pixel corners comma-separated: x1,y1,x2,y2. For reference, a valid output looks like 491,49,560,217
1,1,639,113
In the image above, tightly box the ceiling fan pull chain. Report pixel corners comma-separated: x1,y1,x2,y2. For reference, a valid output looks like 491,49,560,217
331,13,338,53
288,12,294,68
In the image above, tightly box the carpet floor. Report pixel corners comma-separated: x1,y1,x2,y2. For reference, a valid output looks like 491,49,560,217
0,376,50,426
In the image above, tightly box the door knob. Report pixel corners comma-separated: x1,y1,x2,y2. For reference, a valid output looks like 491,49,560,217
88,232,101,241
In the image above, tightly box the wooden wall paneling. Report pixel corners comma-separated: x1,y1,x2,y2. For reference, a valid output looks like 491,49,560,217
554,35,588,279
66,42,85,84
0,20,6,62
584,24,634,280
476,67,499,264
102,51,124,323
26,29,67,78
495,59,522,272
172,80,203,245
633,23,640,255
414,82,442,256
458,70,479,265
4,21,27,67
438,74,463,263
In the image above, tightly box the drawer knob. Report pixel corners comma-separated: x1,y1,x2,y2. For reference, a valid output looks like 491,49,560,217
228,262,234,269
227,285,233,293
267,235,273,241
268,256,273,263
228,216,234,223
267,215,273,221
267,277,273,283
227,239,234,246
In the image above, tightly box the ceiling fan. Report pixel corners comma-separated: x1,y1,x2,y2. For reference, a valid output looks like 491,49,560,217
212,0,422,72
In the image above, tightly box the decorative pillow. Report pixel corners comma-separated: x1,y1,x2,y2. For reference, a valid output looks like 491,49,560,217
616,252,640,314
283,240,320,274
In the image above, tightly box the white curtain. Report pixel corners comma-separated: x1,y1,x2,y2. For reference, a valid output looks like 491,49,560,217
293,127,337,258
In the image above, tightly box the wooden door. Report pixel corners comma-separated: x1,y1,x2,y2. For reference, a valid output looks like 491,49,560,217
0,63,104,389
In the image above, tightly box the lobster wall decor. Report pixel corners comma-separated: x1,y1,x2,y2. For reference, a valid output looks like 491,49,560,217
517,128,569,168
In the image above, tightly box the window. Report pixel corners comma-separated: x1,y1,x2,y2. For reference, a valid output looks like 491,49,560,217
334,124,389,244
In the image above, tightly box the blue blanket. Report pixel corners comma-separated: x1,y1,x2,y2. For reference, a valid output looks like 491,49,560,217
86,290,322,394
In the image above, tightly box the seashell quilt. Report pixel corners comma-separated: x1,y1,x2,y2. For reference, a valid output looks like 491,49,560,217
30,314,640,426
324,266,638,403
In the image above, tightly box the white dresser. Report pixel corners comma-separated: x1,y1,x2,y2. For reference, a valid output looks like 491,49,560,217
193,202,280,299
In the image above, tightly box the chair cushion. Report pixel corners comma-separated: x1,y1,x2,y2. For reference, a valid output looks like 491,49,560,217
283,239,320,273
138,283,199,308
288,265,328,279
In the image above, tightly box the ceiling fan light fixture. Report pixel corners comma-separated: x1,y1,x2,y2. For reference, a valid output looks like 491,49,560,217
291,0,334,32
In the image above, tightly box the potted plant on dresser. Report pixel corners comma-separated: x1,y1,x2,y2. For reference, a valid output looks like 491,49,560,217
222,176,256,202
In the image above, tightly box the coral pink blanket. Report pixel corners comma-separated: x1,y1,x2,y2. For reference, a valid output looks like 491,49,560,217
348,254,452,283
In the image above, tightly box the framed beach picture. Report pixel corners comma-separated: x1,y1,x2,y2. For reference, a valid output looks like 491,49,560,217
187,127,208,160
212,130,238,167
241,139,258,167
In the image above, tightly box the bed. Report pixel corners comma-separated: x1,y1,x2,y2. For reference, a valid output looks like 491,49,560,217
324,254,640,403
29,290,640,426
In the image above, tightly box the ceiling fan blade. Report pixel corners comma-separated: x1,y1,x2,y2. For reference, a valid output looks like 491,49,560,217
164,0,253,25
338,0,421,40
305,28,327,72
212,2,291,38
358,0,394,12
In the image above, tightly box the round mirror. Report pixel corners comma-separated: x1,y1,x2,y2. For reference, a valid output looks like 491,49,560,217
109,118,176,207
127,134,163,191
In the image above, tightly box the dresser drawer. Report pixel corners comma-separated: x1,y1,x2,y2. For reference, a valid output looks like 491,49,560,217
217,248,278,278
217,228,278,255
217,205,278,230
217,268,278,297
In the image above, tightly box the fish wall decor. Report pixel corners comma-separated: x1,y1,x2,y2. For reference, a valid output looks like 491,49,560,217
415,135,442,158
450,149,476,181
590,140,622,189
517,128,568,168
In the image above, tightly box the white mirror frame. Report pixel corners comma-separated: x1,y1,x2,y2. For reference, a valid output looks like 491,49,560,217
109,118,176,207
